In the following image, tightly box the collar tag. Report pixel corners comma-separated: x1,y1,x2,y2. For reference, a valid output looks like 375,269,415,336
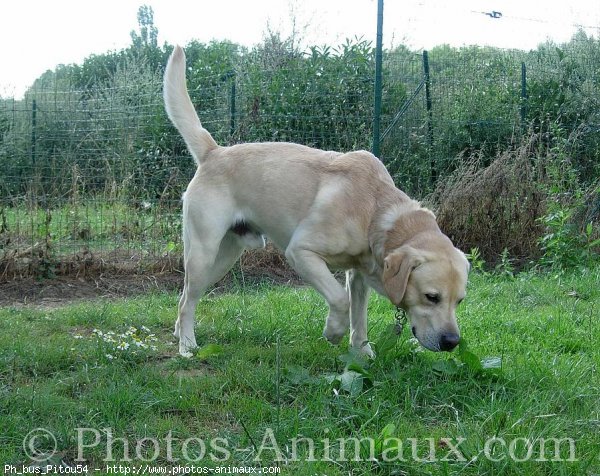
394,307,407,335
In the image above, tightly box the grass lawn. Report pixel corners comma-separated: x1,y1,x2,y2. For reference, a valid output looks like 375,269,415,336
0,268,599,475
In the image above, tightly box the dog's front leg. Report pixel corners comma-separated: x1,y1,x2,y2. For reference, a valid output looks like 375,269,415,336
285,246,350,344
347,270,374,358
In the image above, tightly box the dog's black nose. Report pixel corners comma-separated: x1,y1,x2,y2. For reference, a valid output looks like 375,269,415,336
439,333,460,351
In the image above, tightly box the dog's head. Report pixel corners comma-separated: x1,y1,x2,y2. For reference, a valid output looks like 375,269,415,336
383,242,469,352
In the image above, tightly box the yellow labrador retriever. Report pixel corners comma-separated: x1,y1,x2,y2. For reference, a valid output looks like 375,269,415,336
164,46,469,358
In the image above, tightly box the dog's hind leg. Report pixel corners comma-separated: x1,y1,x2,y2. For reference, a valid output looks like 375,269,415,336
176,232,244,357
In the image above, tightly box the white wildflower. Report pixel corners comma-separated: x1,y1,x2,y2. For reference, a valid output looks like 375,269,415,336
117,342,129,351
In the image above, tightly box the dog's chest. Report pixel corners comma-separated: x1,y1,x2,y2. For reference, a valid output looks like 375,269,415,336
323,250,375,272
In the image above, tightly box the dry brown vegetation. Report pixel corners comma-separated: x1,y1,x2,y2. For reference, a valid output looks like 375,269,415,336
427,136,548,265
427,131,599,266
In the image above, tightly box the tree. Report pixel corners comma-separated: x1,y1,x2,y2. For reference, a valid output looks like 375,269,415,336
130,5,158,50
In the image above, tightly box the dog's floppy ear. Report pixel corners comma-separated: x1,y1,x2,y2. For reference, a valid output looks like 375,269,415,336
383,246,423,306
460,249,471,274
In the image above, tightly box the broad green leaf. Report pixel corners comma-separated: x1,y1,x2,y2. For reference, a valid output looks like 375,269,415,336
196,343,224,360
460,349,483,371
338,370,364,396
346,362,374,383
458,339,483,371
432,359,460,375
374,324,400,358
284,365,319,385
338,350,370,369
379,422,396,440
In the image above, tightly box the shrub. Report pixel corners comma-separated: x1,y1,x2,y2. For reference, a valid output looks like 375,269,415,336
538,206,599,270
428,126,599,268
427,135,546,265
536,125,600,270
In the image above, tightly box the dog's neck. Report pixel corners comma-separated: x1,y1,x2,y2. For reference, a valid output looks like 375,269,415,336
369,199,439,264
383,209,440,254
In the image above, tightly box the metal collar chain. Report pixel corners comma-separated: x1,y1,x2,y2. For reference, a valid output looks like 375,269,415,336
394,307,407,335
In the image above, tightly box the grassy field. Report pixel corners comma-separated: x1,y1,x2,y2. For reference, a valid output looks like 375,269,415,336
1,268,599,475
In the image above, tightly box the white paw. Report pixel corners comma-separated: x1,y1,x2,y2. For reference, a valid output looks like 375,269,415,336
353,342,376,359
323,325,347,345
178,335,198,358
179,349,195,359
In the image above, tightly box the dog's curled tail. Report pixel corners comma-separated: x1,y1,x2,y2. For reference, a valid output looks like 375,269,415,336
164,46,218,165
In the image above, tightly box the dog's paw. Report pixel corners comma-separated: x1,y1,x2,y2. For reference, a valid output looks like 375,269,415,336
179,349,195,359
178,342,197,358
352,342,376,359
178,336,198,358
323,325,348,345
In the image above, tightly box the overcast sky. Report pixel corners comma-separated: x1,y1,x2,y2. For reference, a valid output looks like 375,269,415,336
1,0,599,98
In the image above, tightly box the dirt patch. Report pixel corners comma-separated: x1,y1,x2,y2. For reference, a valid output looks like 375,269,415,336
0,245,301,308
0,273,183,308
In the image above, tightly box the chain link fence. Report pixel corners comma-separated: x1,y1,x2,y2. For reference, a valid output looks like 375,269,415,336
1,39,599,280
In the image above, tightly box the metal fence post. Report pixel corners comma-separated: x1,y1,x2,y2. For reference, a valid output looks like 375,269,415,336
230,72,236,139
31,99,37,168
520,62,527,133
372,0,384,158
423,51,435,183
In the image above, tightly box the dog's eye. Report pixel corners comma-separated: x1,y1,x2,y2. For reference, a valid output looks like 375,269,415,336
425,293,440,304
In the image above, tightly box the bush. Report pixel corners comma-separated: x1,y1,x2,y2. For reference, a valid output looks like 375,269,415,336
536,125,600,270
427,135,546,265
428,126,599,268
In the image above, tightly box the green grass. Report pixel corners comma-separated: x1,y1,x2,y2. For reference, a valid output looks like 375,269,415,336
1,269,599,475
